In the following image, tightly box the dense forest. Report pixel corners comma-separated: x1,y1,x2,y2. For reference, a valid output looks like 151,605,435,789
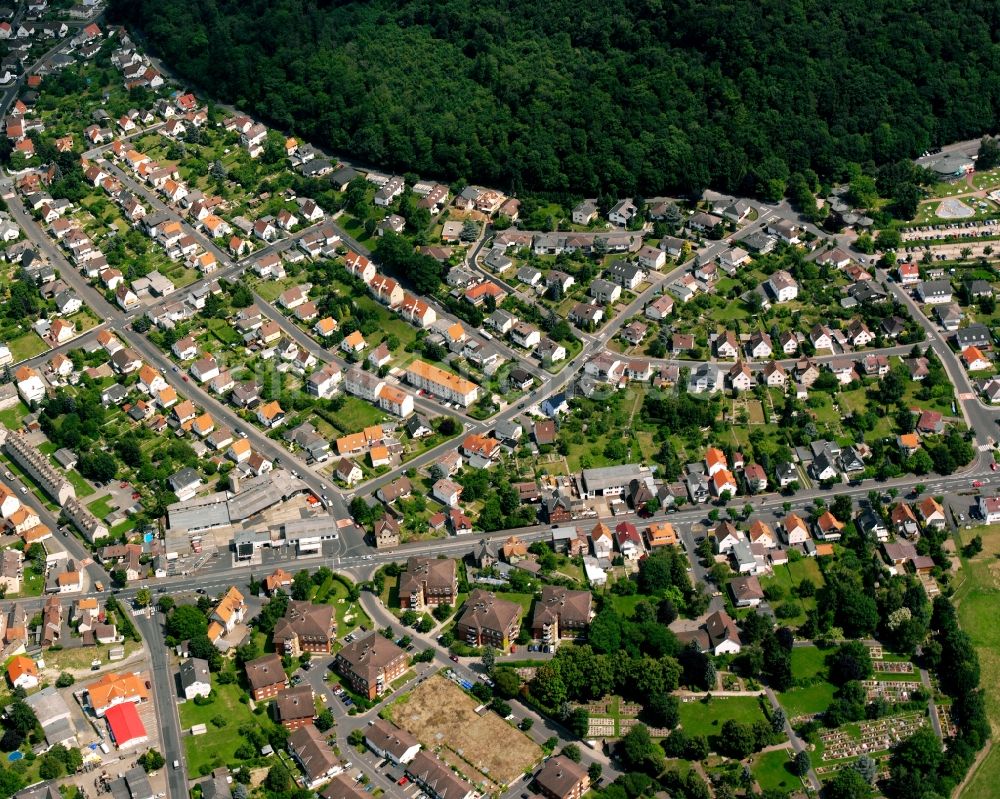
111,0,1000,197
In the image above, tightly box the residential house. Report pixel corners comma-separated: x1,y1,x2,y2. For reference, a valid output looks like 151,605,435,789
782,513,810,545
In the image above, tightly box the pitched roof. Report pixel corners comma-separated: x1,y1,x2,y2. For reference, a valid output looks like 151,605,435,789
244,653,285,691
336,634,405,681
86,672,149,710
274,684,315,722
535,755,588,799
456,589,522,634
366,718,419,761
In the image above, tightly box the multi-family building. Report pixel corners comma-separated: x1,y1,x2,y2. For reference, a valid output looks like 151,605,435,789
531,586,592,644
404,360,479,407
455,590,522,650
334,634,407,699
272,601,336,656
398,557,458,610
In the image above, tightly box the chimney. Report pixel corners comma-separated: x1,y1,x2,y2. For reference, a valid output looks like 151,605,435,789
229,472,240,493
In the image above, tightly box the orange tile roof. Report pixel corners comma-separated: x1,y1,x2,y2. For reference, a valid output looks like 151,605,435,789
207,620,224,642
712,469,736,491
784,513,807,533
7,655,37,683
87,672,149,710
21,523,51,544
817,510,845,532
212,586,245,624
259,400,283,420
315,317,338,334
705,447,727,469
748,519,774,543
646,522,677,546
406,360,477,397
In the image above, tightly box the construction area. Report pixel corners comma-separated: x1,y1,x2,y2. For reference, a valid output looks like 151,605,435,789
387,674,543,788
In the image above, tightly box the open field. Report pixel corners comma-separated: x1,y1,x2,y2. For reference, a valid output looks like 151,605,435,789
790,645,829,682
43,639,143,672
388,674,542,785
178,680,270,775
752,748,798,794
954,524,1000,798
778,681,836,720
0,401,28,430
760,557,824,626
8,331,46,362
677,695,767,740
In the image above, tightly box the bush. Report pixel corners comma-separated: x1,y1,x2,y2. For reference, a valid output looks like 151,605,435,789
234,743,256,761
491,698,511,717
140,750,165,773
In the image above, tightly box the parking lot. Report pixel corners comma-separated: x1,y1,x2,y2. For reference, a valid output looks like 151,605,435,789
901,218,1000,241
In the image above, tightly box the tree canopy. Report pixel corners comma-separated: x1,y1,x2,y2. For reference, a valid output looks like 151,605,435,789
110,0,1000,197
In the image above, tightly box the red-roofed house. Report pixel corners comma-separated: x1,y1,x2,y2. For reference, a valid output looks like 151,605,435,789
704,447,727,477
916,410,944,435
614,522,643,560
105,701,148,750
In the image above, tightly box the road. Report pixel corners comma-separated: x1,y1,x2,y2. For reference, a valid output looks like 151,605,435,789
134,610,189,798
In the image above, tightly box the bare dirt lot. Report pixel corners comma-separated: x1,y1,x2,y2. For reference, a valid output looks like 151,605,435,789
388,673,542,786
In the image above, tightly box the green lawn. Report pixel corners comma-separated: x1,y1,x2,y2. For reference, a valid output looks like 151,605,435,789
206,317,243,346
496,592,535,615
8,332,46,363
329,396,388,434
760,558,824,627
321,575,372,634
0,401,28,430
65,469,95,498
807,394,840,425
752,748,798,794
179,681,272,776
87,494,115,519
678,696,767,739
254,277,298,302
13,565,44,597
605,593,652,618
706,300,751,323
790,646,829,682
379,574,400,610
777,680,836,719
110,519,136,536
955,524,1000,798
